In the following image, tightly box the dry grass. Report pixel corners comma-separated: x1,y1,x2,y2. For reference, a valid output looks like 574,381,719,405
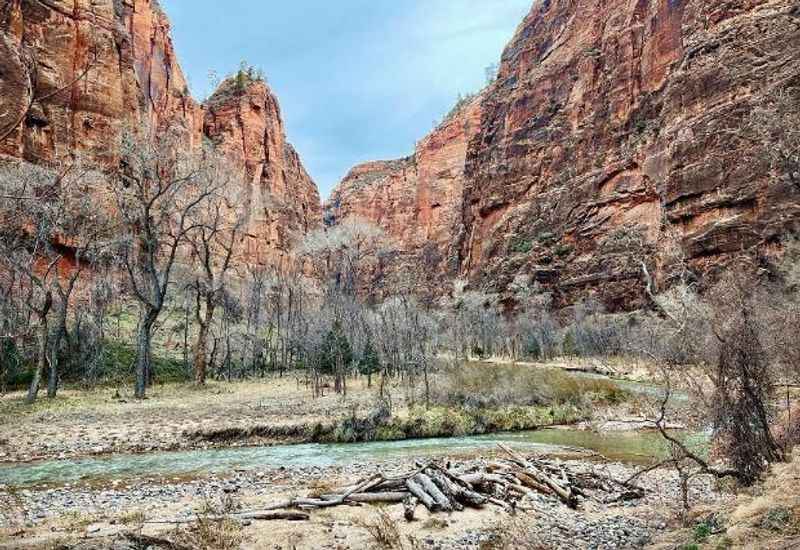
356,508,404,549
306,479,338,498
652,448,800,549
172,497,246,550
116,509,146,527
724,448,800,547
432,362,628,409
56,510,102,533
355,508,422,550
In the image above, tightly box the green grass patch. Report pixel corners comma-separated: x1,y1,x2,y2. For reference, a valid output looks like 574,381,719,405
311,404,587,444
509,237,533,254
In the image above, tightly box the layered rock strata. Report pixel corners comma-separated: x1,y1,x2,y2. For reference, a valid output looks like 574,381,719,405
330,0,800,309
0,0,321,266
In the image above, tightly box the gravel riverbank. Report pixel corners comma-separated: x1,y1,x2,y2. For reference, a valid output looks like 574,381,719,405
0,452,730,550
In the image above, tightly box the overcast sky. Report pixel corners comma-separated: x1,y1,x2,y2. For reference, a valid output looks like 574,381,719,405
160,1,532,198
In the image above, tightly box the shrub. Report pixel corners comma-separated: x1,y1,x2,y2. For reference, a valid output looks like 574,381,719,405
356,508,408,550
510,237,533,254
555,244,573,257
173,497,244,550
432,362,628,410
522,335,541,360
561,330,578,356
693,521,712,542
759,507,792,532
0,339,31,390
358,340,381,381
319,321,353,376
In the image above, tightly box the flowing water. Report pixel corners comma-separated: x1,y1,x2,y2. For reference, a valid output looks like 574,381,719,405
0,428,705,488
0,371,698,488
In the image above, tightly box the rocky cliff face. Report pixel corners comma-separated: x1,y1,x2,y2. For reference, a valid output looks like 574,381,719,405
0,0,320,265
326,97,482,289
330,0,800,310
204,78,321,267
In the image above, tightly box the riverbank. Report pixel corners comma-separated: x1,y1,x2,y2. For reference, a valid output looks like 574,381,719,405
0,377,385,463
0,448,730,550
0,362,755,549
0,364,640,464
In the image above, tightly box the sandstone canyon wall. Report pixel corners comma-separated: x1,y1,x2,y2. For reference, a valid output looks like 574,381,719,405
0,0,320,267
326,97,482,292
329,0,800,310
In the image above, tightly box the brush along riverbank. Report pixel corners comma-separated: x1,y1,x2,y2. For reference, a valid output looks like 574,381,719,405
187,403,589,446
185,362,632,446
0,362,634,463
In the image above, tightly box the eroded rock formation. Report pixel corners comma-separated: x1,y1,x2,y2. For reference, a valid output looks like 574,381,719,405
329,0,800,310
204,78,321,267
0,0,320,266
326,97,482,292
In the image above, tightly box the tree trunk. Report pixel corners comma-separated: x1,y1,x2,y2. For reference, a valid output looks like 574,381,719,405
194,321,209,385
47,307,68,399
183,295,190,377
26,314,49,404
46,332,59,399
423,362,430,409
135,311,156,399
193,297,214,386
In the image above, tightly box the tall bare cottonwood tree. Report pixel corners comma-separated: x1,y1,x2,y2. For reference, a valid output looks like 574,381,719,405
185,155,245,385
111,129,217,399
301,218,388,297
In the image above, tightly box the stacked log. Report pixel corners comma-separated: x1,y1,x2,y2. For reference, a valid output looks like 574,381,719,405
151,445,646,525
235,445,644,521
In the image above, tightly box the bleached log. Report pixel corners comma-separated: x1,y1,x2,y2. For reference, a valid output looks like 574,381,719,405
145,511,309,524
458,473,485,485
413,473,452,512
333,492,407,503
424,469,464,511
426,467,486,508
405,477,437,511
498,443,577,508
514,471,552,495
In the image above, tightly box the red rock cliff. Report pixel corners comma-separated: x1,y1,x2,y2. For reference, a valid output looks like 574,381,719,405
0,0,320,264
326,96,482,287
204,78,321,267
330,0,800,309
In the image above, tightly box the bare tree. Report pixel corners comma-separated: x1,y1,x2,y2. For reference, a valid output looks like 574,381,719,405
706,265,783,482
0,160,102,402
185,154,245,385
301,218,388,297
110,128,217,399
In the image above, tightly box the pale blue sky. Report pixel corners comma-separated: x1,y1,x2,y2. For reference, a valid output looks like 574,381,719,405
160,1,532,198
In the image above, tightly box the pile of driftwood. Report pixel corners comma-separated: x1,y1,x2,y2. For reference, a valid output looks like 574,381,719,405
150,444,645,526
214,444,645,523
